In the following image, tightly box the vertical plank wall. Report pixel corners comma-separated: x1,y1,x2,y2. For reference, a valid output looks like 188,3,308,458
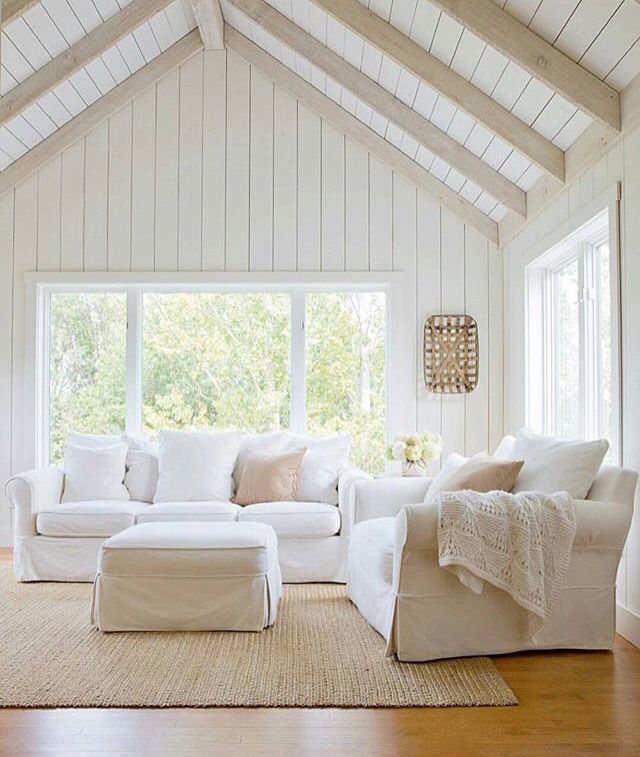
503,128,640,641
0,49,503,545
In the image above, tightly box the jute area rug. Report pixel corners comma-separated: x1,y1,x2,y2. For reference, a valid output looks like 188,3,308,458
0,565,516,708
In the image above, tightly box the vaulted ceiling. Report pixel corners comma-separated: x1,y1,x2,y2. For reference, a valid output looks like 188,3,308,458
1,0,640,244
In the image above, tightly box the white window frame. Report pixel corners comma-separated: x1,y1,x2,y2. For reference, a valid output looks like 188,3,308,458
28,272,403,467
525,201,622,462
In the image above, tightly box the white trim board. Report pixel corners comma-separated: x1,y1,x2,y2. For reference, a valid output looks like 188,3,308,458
617,604,640,648
518,183,621,268
24,271,405,287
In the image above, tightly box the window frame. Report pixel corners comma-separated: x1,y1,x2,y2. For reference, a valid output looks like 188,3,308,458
525,207,622,462
31,274,399,467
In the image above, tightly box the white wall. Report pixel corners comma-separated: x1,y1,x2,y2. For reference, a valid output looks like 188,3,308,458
504,126,640,643
0,48,503,546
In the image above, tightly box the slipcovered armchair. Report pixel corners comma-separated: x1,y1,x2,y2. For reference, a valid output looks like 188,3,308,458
339,475,432,538
347,464,637,661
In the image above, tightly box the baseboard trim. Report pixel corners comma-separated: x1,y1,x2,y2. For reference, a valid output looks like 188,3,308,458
0,529,11,549
617,604,640,647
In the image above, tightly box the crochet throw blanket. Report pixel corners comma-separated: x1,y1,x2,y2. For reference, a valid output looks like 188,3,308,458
437,490,577,639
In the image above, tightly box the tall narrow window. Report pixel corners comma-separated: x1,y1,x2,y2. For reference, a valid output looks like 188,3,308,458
552,258,580,439
48,292,127,463
526,209,619,460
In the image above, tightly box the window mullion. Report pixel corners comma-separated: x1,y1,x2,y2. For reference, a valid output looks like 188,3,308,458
581,244,598,440
125,289,143,435
290,292,306,434
40,289,51,466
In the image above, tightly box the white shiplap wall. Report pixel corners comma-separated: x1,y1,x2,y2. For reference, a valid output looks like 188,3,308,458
504,125,640,644
0,47,504,545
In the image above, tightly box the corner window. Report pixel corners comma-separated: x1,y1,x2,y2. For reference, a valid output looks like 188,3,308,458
526,209,620,460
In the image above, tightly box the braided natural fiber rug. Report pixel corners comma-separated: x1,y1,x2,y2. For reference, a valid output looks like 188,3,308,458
0,565,516,708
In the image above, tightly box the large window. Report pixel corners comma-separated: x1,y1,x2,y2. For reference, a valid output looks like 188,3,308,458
526,209,620,460
46,287,387,474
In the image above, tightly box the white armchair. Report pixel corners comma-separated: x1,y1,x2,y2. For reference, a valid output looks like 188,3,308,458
347,464,637,661
339,475,431,538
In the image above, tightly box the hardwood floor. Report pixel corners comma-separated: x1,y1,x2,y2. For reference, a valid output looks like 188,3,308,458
1,548,639,756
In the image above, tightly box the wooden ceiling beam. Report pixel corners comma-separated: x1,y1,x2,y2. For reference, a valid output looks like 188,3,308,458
429,0,620,131
228,0,526,217
499,71,640,247
190,0,225,49
226,26,498,243
1,0,38,26
312,0,565,183
0,30,203,198
0,0,173,128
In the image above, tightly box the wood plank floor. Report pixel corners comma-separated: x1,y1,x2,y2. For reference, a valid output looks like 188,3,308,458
1,548,639,756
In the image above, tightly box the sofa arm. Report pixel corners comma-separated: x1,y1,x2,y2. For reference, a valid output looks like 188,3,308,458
395,502,438,552
587,465,638,510
340,475,431,538
573,499,633,551
338,466,371,537
396,498,634,552
4,467,64,539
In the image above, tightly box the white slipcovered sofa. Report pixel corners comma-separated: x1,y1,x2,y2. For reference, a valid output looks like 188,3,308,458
346,464,637,661
5,435,369,584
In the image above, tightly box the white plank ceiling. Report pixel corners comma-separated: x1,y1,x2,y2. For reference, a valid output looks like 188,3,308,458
0,0,197,170
1,0,640,226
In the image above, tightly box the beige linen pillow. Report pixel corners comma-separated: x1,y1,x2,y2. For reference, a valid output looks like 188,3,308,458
429,455,524,501
235,448,306,506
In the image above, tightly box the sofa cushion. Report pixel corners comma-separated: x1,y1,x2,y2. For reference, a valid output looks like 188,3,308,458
234,448,306,506
237,501,341,538
282,433,351,505
62,443,130,503
233,432,289,491
154,430,242,503
37,501,149,537
511,429,609,499
125,449,159,503
135,501,241,524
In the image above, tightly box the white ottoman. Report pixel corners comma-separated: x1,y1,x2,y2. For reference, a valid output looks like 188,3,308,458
91,522,281,632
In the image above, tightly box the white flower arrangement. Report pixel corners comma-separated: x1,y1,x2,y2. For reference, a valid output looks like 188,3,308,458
386,432,443,474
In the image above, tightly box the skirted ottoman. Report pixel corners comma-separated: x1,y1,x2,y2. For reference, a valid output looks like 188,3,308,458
91,521,282,632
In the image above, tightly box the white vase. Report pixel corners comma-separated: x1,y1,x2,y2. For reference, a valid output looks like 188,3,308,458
402,462,427,477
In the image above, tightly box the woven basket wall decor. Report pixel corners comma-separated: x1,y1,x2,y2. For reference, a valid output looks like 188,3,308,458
423,314,478,394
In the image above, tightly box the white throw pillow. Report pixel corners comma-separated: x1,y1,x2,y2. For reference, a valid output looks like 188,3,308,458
282,433,351,504
493,435,516,460
424,452,469,504
125,449,158,503
153,430,242,503
62,443,129,503
511,428,608,499
68,432,159,502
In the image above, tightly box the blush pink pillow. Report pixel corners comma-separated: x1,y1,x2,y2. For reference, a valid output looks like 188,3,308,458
234,448,306,506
